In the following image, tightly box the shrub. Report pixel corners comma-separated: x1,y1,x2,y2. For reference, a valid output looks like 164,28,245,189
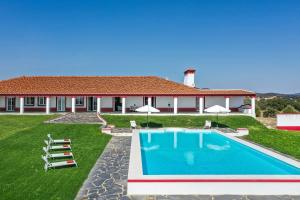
263,107,278,118
255,106,261,117
281,105,298,113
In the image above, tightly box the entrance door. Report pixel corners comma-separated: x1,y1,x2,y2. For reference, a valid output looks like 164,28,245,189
143,97,156,107
87,97,97,111
114,97,122,112
6,97,16,111
57,97,66,112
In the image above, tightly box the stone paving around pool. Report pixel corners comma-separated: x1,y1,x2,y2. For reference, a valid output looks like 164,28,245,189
45,113,103,124
75,136,300,200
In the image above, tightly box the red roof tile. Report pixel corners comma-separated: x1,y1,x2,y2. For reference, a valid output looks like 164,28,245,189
0,76,255,96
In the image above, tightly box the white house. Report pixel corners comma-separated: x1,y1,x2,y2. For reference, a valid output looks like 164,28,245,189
0,68,256,116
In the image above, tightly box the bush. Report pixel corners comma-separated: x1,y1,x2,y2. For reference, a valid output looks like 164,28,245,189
255,106,261,117
281,105,298,113
263,108,278,118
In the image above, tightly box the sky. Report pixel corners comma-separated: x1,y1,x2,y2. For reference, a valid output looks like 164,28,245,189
0,0,299,93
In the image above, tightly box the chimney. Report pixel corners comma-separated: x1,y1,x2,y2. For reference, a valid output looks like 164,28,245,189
183,68,196,87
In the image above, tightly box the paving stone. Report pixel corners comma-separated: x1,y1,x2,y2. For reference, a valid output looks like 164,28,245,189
214,195,247,200
45,113,103,124
75,137,131,200
246,196,292,200
156,195,212,200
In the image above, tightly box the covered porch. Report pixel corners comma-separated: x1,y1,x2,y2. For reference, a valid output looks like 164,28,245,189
0,95,256,117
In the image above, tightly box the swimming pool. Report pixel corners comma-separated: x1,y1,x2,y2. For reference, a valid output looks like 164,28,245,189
139,130,300,175
128,129,300,195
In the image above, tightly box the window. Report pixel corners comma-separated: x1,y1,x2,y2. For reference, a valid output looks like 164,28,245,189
38,97,46,106
76,97,84,106
25,97,35,106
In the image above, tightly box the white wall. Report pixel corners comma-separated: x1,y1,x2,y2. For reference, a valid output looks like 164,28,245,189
17,96,58,108
65,97,87,108
156,97,173,108
205,96,244,108
229,97,244,108
101,97,113,108
50,97,56,107
66,97,72,107
15,97,20,107
24,97,39,108
205,97,226,108
178,97,196,108
126,97,143,108
277,114,300,126
0,97,5,107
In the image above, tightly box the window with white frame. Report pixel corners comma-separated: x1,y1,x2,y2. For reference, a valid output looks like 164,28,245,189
76,97,84,106
38,97,46,106
25,97,35,106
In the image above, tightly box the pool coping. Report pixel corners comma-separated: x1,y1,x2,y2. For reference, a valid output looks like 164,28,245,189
127,128,300,195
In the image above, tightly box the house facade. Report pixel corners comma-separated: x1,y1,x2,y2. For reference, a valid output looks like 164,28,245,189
0,69,256,116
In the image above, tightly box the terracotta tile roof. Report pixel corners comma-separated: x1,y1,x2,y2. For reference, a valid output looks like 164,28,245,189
0,76,255,96
196,89,256,96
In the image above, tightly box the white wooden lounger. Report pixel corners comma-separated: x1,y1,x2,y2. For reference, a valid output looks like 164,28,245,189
204,120,212,129
44,140,72,151
42,155,77,171
47,134,71,144
130,120,137,129
43,147,73,159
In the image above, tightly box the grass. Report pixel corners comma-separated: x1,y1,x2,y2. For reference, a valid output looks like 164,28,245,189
0,115,111,200
1,114,300,199
103,114,300,160
0,115,53,140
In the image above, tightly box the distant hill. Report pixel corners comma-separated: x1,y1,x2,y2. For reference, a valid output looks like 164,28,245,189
257,93,300,98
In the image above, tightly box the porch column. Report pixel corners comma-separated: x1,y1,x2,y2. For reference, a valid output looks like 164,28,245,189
97,97,101,113
147,97,152,114
251,96,256,117
122,97,126,114
225,96,230,111
199,96,204,115
20,97,24,114
71,97,76,113
46,97,50,114
173,97,178,115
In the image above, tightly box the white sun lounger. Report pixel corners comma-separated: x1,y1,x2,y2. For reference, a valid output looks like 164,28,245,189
43,147,73,159
44,140,72,151
47,134,71,144
42,155,77,171
204,120,212,129
130,120,137,129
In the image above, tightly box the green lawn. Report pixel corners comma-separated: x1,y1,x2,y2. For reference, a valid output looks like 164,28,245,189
103,115,300,160
1,114,300,199
0,115,111,200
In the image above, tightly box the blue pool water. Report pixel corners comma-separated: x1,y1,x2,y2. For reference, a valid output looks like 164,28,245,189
139,130,300,175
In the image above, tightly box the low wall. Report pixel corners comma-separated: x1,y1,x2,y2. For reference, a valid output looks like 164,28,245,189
277,113,300,131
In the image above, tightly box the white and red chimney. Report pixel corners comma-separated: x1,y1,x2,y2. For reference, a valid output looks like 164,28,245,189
183,68,196,87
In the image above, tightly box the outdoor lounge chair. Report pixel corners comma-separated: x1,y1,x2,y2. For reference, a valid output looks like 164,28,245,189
130,120,137,129
47,134,71,144
204,120,212,129
41,155,77,171
44,140,72,151
43,147,73,159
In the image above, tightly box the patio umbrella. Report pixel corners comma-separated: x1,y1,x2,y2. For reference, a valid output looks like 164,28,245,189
204,105,231,127
136,105,160,128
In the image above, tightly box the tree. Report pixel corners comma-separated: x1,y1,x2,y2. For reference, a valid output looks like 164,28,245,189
263,107,277,118
244,98,251,105
281,105,298,113
255,106,262,117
